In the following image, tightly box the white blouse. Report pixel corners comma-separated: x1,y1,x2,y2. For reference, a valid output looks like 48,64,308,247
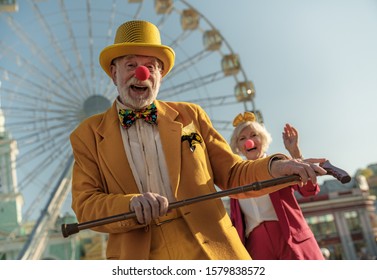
239,193,278,237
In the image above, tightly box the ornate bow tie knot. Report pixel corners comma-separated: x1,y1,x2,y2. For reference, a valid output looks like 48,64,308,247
118,103,157,129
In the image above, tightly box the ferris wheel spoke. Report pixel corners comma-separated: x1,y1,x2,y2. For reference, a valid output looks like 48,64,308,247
11,119,75,150
59,0,91,96
186,94,240,109
154,9,174,29
0,69,84,108
166,49,212,79
168,30,195,50
0,87,83,113
2,114,77,132
210,120,235,132
20,146,71,193
0,61,85,107
17,154,70,197
129,0,143,19
19,148,73,214
27,0,89,98
161,70,225,99
96,0,118,96
102,80,117,101
84,0,96,96
16,134,71,177
2,16,87,97
1,104,81,121
21,151,73,237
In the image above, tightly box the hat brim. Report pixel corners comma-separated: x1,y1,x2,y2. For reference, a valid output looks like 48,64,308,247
99,43,175,78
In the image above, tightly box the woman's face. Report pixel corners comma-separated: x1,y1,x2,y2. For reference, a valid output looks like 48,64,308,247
237,125,264,160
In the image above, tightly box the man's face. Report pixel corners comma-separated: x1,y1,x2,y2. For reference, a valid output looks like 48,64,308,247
110,55,162,109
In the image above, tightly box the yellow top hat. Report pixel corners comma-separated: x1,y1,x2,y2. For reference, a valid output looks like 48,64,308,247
99,20,175,78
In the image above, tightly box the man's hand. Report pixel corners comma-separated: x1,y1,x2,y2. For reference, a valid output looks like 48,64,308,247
129,192,169,224
270,158,327,185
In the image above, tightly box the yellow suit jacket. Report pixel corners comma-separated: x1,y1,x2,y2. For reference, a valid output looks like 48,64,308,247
70,100,288,260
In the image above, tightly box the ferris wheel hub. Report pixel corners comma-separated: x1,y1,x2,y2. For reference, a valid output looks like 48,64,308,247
83,95,111,119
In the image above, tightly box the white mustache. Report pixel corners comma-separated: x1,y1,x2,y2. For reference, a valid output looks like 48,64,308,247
126,77,152,90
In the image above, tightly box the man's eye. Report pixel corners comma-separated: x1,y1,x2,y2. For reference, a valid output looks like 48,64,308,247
146,65,156,72
126,63,136,69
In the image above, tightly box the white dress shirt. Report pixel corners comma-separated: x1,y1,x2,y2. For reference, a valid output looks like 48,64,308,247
116,99,175,202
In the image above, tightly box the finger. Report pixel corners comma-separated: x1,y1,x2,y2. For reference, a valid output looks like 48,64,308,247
130,198,146,224
303,158,328,174
303,157,327,163
294,164,309,185
156,195,169,216
285,124,292,133
149,196,160,221
312,163,327,175
283,126,291,137
304,163,318,184
296,159,326,184
291,126,298,137
139,199,153,224
144,193,163,220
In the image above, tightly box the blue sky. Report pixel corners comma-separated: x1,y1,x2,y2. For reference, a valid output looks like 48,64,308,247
1,0,377,220
193,0,377,182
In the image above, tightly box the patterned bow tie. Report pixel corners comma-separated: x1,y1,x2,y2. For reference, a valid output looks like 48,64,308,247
118,103,157,129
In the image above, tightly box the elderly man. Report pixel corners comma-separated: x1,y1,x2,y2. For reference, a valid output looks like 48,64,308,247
70,20,326,260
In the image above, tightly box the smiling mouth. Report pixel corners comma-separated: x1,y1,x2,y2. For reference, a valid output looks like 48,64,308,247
246,147,257,152
131,85,148,92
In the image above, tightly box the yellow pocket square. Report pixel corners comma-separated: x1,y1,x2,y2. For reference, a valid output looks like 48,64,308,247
182,122,196,136
181,122,202,152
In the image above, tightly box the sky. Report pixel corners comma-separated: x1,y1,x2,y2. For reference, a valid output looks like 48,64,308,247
1,0,377,221
192,0,377,181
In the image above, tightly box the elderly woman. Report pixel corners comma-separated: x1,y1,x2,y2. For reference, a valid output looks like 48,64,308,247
229,112,324,260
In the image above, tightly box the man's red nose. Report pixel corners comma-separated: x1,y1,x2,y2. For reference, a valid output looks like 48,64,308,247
135,66,150,81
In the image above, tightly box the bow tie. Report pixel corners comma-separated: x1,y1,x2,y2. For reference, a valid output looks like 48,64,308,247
118,103,157,129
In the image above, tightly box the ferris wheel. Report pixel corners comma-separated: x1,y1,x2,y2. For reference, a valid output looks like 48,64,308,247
0,0,259,258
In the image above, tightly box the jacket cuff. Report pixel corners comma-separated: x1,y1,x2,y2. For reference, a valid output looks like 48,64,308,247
268,153,289,177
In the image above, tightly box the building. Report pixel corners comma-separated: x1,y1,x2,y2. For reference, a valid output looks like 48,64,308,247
221,169,377,260
298,175,377,260
0,106,106,260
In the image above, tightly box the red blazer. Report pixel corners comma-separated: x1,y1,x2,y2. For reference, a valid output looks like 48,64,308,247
230,181,320,244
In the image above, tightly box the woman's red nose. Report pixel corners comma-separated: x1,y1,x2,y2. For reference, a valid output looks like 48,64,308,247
245,139,255,150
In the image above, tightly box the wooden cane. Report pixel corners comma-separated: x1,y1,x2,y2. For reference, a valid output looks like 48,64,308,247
61,160,350,238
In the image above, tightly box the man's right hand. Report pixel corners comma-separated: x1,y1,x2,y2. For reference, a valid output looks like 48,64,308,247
270,158,327,186
129,192,169,224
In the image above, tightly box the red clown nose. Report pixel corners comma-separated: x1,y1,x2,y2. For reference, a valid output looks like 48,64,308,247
245,139,255,150
135,66,150,81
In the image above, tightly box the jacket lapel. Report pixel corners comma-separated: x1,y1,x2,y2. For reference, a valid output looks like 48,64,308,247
155,100,182,198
